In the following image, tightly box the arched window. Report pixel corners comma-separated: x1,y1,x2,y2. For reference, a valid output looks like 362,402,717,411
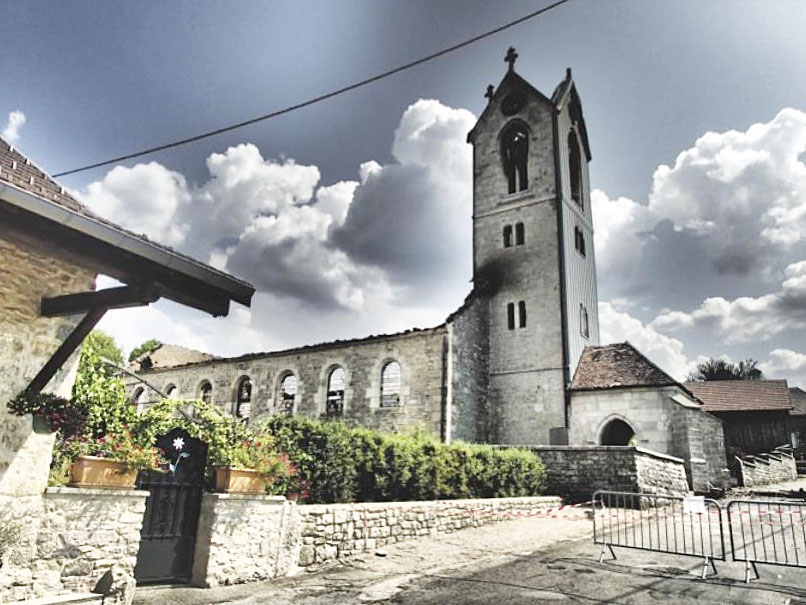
580,303,590,338
568,130,583,208
515,222,525,245
507,303,515,330
131,387,145,405
326,367,345,417
574,226,586,257
380,362,401,408
503,225,513,248
518,301,527,328
600,419,636,446
281,374,296,416
501,122,529,194
199,381,213,404
235,376,252,419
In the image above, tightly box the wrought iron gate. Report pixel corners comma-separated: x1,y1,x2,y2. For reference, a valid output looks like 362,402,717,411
134,428,207,584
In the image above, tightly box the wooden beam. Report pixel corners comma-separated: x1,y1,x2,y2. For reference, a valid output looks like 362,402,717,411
41,284,160,317
26,308,107,395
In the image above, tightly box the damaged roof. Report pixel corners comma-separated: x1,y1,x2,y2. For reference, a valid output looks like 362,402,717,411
685,380,794,413
570,342,682,391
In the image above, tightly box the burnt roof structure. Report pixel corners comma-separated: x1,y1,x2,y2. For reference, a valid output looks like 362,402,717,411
685,380,794,413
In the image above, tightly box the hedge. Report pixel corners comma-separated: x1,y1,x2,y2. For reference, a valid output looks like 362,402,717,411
259,416,546,504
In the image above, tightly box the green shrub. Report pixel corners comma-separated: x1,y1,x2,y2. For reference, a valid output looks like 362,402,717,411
258,416,545,504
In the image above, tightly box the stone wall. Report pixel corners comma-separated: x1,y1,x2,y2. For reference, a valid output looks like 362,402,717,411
192,494,300,588
736,451,798,487
0,487,147,602
521,446,690,501
132,327,448,438
296,496,560,568
446,293,489,443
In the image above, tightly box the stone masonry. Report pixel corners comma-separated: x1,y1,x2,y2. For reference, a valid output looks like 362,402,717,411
735,450,798,487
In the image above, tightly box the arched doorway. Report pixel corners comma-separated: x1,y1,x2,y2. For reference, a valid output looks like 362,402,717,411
600,418,636,446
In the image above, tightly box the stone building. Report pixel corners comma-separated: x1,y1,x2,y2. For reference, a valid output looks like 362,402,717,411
0,135,253,600
131,50,730,488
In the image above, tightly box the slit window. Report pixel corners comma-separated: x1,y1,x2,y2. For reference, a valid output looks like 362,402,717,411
235,377,252,419
580,304,590,338
281,374,297,416
326,367,345,417
569,130,583,208
501,122,529,194
518,301,527,328
574,226,586,257
507,303,515,330
503,225,513,248
380,362,401,408
515,222,525,245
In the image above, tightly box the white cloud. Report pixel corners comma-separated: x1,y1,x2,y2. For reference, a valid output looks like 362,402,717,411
598,301,691,381
650,259,806,343
2,110,26,142
760,349,806,389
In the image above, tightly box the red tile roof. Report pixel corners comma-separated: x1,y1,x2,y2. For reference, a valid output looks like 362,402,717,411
684,380,793,413
570,342,680,391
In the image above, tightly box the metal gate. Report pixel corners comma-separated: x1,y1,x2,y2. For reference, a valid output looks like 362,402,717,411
134,428,208,584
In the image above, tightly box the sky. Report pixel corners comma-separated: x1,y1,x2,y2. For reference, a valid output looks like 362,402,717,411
3,0,806,387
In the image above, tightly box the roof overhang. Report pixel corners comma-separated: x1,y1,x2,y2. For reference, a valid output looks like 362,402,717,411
0,180,254,317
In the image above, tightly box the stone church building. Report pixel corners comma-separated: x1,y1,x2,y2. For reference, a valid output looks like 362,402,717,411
131,51,729,489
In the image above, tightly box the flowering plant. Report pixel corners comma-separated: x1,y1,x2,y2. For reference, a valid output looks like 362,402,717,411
75,428,168,472
7,390,87,435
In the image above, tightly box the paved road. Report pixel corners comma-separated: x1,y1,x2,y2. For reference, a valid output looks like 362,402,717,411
135,504,806,605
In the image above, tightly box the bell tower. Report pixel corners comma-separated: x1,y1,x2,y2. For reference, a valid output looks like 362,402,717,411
467,49,599,445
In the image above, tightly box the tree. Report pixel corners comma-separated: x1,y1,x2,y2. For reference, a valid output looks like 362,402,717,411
128,338,162,362
687,357,763,382
84,330,123,373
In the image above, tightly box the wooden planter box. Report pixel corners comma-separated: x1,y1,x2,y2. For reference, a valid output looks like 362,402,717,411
70,455,138,489
214,467,266,494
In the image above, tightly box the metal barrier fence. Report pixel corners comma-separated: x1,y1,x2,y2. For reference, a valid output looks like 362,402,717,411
593,490,725,578
727,499,806,582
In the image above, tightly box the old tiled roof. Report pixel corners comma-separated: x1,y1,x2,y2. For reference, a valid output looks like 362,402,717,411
789,387,806,415
130,344,216,372
684,380,794,413
570,342,680,391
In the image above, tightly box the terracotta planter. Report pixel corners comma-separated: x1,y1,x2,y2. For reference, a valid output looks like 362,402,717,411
214,467,266,494
70,455,138,489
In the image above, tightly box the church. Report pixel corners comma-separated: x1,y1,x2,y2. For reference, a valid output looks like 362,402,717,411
130,49,729,491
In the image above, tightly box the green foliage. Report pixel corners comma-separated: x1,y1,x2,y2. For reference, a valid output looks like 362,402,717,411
259,416,546,504
7,391,86,435
128,338,162,362
74,429,169,471
687,357,763,382
83,330,124,370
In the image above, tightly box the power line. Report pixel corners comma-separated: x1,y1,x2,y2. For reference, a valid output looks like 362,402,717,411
53,0,573,178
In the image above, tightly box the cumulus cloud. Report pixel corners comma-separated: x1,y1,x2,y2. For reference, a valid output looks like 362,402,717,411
593,108,806,311
81,99,475,316
598,301,691,380
760,349,806,388
2,110,26,142
650,259,806,343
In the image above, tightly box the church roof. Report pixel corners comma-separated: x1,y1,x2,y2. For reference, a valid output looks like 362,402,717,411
129,344,216,372
0,136,254,316
685,380,794,413
570,342,682,391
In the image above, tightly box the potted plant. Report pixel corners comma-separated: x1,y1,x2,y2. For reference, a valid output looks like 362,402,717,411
212,438,295,495
70,429,167,489
7,390,87,435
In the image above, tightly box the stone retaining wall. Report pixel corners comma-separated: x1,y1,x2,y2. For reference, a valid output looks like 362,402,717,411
0,487,147,603
736,451,798,487
296,496,561,568
189,495,561,586
522,446,690,501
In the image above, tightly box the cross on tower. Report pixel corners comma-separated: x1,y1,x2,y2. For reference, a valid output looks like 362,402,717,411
505,47,518,71
484,85,495,102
